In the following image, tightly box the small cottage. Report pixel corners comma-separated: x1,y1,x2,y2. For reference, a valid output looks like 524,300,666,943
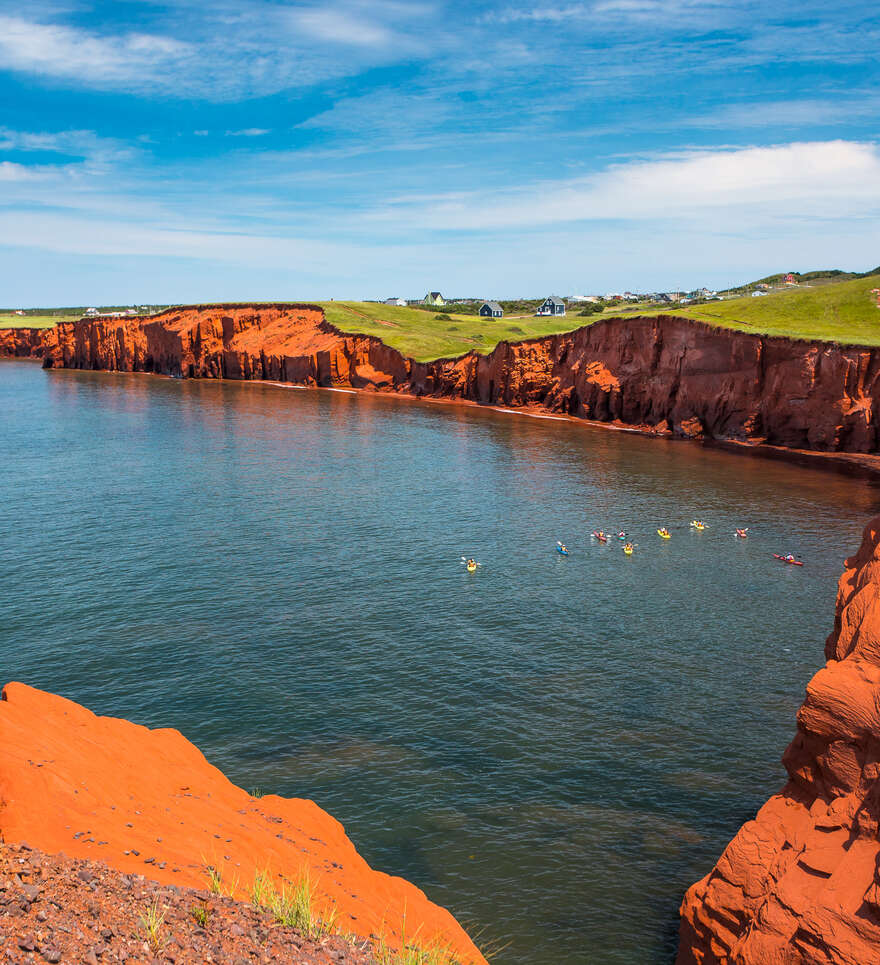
424,292,445,306
536,296,566,316
384,297,407,306
479,301,503,318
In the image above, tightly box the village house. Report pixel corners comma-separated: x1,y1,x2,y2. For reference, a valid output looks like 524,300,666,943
423,292,445,306
384,297,407,306
479,301,503,318
536,296,566,316
85,307,99,315
752,290,768,297
784,273,798,285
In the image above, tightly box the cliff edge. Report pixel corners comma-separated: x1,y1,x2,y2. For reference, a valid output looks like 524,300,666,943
0,683,486,964
677,515,880,964
3,303,880,458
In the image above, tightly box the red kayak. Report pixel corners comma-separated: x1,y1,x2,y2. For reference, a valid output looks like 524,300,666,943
774,554,804,566
592,531,608,543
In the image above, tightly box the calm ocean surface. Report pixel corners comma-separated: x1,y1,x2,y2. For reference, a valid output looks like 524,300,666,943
3,359,878,964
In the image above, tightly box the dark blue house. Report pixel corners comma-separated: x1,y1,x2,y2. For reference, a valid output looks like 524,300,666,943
536,296,566,316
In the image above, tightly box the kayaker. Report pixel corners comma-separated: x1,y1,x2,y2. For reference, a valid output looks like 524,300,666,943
559,543,568,554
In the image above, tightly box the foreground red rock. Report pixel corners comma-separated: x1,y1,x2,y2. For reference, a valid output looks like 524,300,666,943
3,304,880,457
677,516,880,964
0,683,485,964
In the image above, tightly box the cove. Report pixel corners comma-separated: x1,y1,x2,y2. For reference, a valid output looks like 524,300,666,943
2,359,878,964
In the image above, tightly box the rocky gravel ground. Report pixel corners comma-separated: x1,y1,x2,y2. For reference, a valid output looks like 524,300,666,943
0,843,376,964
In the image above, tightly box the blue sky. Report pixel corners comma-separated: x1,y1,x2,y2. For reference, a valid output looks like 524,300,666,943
1,0,879,304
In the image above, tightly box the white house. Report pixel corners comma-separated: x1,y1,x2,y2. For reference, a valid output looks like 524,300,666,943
536,296,566,316
751,290,768,297
384,297,407,306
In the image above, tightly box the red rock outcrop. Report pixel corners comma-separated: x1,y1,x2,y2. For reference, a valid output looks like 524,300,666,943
677,516,880,964
0,683,486,964
4,304,880,455
0,326,57,359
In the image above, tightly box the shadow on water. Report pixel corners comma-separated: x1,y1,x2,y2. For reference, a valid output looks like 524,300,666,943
3,362,880,963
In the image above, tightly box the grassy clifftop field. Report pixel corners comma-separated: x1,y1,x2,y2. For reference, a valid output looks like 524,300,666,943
604,273,880,345
0,313,68,329
320,301,578,361
322,275,880,358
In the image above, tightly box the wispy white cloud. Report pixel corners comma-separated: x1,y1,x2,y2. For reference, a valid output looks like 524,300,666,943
0,15,194,92
0,160,39,181
0,1,440,100
368,141,880,229
292,7,394,47
226,128,271,137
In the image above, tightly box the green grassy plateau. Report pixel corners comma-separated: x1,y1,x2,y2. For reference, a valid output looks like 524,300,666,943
599,273,880,345
319,301,577,362
0,313,66,329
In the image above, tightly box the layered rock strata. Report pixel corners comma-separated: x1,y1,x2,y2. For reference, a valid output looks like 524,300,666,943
0,683,485,964
677,516,880,964
3,304,880,454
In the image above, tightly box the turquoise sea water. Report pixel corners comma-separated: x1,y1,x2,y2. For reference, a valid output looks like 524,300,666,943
2,360,878,964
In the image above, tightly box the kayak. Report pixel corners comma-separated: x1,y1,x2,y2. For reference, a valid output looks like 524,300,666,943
623,545,634,556
466,562,477,572
736,529,748,539
691,522,705,531
556,545,570,556
657,529,671,539
592,532,608,543
773,554,804,567
616,533,627,541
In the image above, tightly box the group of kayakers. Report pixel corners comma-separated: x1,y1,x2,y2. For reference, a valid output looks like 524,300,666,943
464,521,802,570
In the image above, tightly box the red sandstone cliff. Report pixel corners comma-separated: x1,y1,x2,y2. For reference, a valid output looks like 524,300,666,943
0,326,57,359
0,683,486,964
677,516,880,964
4,304,880,455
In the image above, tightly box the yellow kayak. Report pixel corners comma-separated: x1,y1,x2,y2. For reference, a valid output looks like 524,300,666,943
623,544,634,555
467,562,477,572
691,520,705,531
657,529,671,539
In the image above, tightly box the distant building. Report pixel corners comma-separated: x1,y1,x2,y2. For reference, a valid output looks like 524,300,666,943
479,301,503,318
384,297,407,306
536,296,566,316
752,290,768,297
784,273,798,285
85,307,98,315
423,291,445,306
14,310,24,316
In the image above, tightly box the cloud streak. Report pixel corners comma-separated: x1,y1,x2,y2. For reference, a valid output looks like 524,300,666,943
369,141,880,229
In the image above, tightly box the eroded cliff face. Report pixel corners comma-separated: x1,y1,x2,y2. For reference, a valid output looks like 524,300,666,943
0,326,57,359
677,516,880,965
0,683,486,965
4,304,880,455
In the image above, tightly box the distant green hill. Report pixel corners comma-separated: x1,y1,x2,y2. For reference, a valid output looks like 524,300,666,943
625,272,880,345
722,267,880,294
